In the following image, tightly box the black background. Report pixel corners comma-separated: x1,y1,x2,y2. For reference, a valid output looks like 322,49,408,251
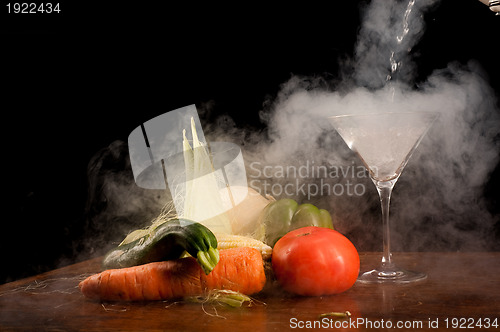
1,1,499,283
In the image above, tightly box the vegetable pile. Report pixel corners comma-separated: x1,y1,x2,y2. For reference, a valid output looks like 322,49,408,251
79,117,360,303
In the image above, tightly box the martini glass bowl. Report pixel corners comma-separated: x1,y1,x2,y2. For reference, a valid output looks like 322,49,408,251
328,112,438,283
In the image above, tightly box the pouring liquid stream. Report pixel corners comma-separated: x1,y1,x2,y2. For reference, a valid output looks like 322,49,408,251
387,0,416,100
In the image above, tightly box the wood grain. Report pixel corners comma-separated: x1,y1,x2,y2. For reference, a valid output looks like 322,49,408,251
1,252,499,331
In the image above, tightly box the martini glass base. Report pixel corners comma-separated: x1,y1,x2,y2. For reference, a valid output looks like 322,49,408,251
357,266,427,284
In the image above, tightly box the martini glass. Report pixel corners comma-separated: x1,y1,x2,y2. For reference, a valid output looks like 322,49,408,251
328,112,438,283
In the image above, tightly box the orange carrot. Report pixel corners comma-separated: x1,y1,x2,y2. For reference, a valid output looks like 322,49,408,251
79,247,266,301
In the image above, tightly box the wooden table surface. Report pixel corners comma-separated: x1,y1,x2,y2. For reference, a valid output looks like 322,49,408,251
1,252,499,331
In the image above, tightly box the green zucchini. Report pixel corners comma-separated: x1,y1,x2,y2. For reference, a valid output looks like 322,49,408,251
102,218,219,274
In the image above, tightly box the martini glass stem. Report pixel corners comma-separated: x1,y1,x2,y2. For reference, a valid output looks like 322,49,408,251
379,184,393,266
374,178,398,273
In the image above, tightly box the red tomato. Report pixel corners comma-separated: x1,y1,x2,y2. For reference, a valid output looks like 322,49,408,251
272,226,359,296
